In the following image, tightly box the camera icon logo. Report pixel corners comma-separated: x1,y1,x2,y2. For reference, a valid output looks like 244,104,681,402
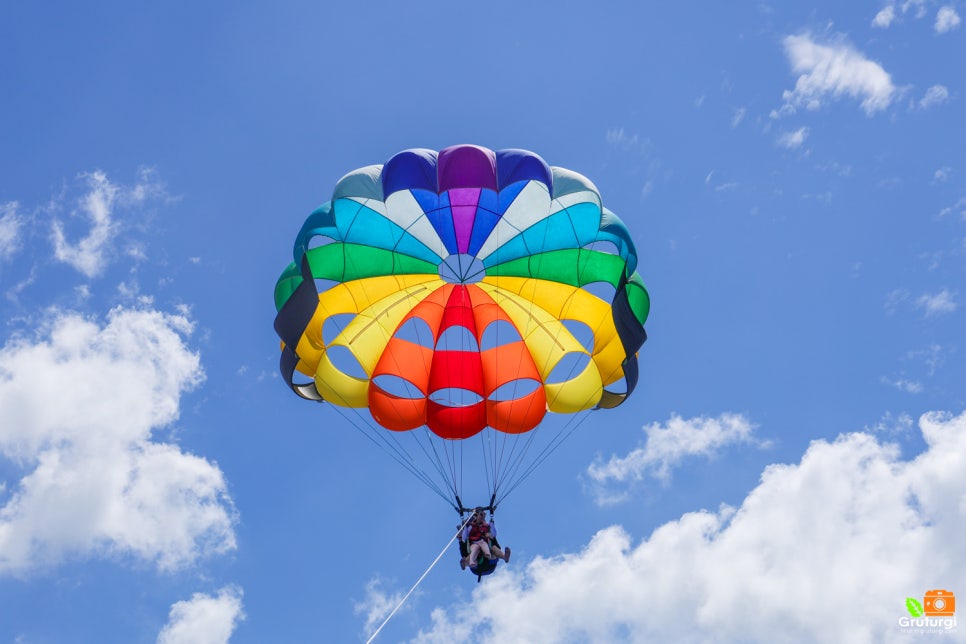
924,589,956,616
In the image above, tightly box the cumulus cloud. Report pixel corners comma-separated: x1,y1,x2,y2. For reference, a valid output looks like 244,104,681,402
355,577,408,636
778,126,809,149
885,288,957,317
864,411,915,435
0,202,23,262
881,375,924,393
874,1,930,27
935,6,961,32
587,414,764,503
416,411,966,643
916,288,957,317
873,5,897,27
157,586,245,644
938,196,966,218
919,84,949,109
0,307,236,575
904,0,929,19
775,34,896,116
51,169,166,279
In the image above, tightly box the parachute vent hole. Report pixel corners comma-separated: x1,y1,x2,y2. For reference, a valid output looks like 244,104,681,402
372,375,424,400
322,313,357,345
307,235,336,250
326,345,369,380
581,281,617,304
435,325,479,352
582,240,621,256
393,317,435,349
488,379,540,402
480,320,523,350
561,319,595,353
546,352,592,385
429,388,483,408
604,375,629,396
314,278,339,295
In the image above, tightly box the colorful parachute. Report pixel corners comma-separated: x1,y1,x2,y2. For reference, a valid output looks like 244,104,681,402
274,145,649,509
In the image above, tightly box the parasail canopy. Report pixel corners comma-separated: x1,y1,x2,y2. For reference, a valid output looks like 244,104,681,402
274,145,649,511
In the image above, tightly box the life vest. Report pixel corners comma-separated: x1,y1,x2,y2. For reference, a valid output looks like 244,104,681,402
467,521,490,543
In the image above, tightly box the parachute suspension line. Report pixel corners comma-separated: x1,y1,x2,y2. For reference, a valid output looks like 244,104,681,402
498,407,596,504
487,427,518,499
365,515,474,644
497,340,552,493
326,402,455,508
491,424,542,506
460,436,466,504
480,429,497,504
409,426,460,503
510,367,611,495
441,432,460,504
493,205,641,506
374,293,453,488
485,432,495,499
495,250,635,502
484,217,565,505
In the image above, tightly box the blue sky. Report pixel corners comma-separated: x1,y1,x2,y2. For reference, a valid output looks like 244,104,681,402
1,1,965,642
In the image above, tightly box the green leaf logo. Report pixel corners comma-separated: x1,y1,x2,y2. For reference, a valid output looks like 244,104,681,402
906,597,924,617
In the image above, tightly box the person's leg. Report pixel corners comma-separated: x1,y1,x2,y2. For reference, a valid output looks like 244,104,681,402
464,542,482,567
479,540,493,559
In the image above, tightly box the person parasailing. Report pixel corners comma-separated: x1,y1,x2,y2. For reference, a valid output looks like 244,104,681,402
457,507,509,580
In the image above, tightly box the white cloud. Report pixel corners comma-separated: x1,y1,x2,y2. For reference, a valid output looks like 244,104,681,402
935,6,961,32
919,84,949,109
938,196,966,218
640,180,654,200
51,172,119,278
0,307,236,575
606,128,639,149
51,170,166,279
416,410,966,643
932,166,951,183
873,1,929,27
903,0,928,18
587,414,763,503
873,5,897,27
606,128,652,155
730,107,747,129
157,586,245,644
881,375,924,393
703,171,739,193
777,34,896,116
355,577,408,636
916,288,957,317
886,288,958,317
778,126,809,149
907,343,946,376
816,161,853,176
1,202,24,263
864,411,914,435
884,288,910,315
